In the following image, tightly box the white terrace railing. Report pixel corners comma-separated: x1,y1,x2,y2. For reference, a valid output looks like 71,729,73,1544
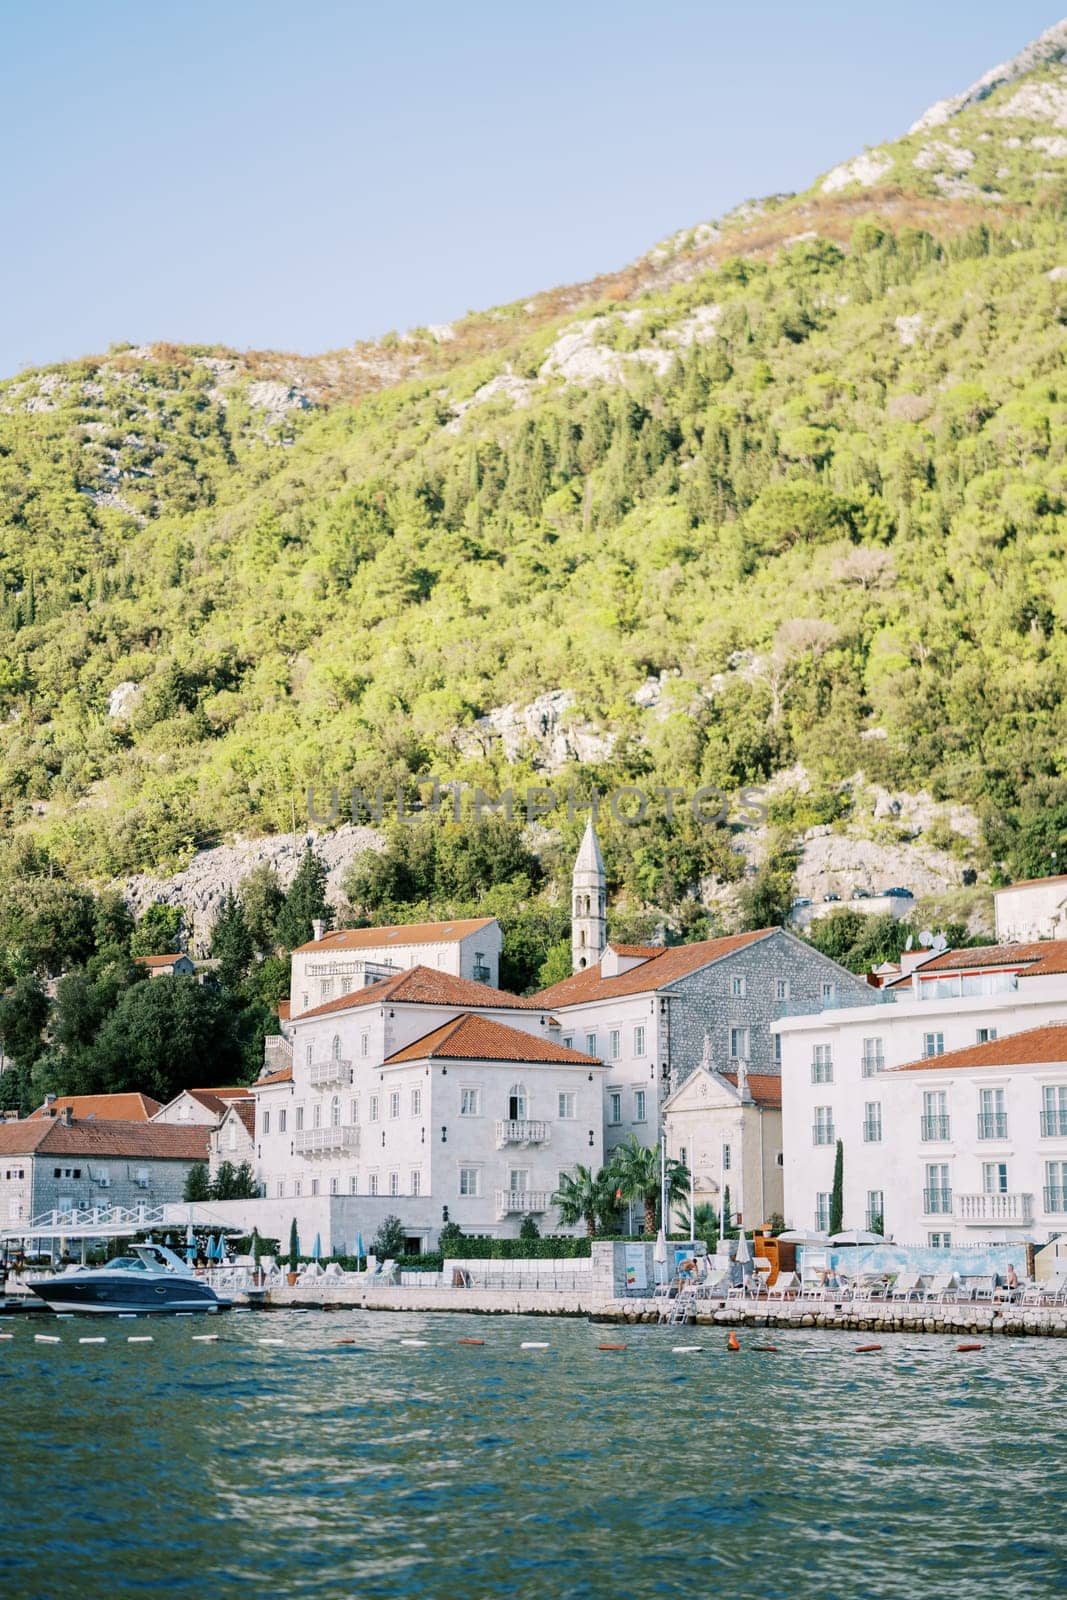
954,1192,1033,1226
309,1058,353,1087
494,1188,552,1219
293,1126,360,1157
2,1204,169,1237
494,1119,550,1148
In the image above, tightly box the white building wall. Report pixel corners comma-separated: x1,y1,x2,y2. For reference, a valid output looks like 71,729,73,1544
994,880,1067,943
552,995,664,1159
289,925,503,1017
776,976,1067,1244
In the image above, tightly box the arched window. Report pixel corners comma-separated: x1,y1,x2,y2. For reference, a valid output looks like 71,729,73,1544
331,1095,341,1128
508,1082,527,1120
332,1034,341,1061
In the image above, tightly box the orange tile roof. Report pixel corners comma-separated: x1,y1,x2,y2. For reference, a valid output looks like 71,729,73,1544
0,1118,209,1159
298,964,541,1021
887,941,1067,988
608,943,665,958
293,916,496,954
534,930,777,1005
996,873,1067,891
384,1013,602,1066
29,1093,163,1122
134,953,190,968
721,1071,783,1107
220,1100,256,1138
252,1066,293,1089
893,1022,1067,1073
180,1087,254,1117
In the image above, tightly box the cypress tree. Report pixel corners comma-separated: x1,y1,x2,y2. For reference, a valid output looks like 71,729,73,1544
275,847,332,951
830,1139,844,1235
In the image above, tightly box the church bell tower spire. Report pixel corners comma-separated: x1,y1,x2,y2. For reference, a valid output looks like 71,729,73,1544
572,818,607,972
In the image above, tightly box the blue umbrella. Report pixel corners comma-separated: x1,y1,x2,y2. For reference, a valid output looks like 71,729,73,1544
186,1243,197,1266
185,1222,195,1249
312,1233,321,1261
164,1234,174,1248
211,1234,223,1262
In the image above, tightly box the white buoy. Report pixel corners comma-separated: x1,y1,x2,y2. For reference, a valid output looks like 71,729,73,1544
0,1333,14,1341
35,1334,61,1344
128,1335,153,1343
399,1338,428,1347
520,1341,550,1349
672,1345,702,1353
118,1314,136,1320
258,1337,285,1346
79,1337,106,1345
192,1334,219,1342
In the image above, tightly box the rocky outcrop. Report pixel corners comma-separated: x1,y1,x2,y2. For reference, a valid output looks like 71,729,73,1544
909,19,1067,131
453,689,616,771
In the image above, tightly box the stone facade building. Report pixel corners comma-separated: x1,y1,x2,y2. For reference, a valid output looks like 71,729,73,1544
288,916,503,1019
663,1063,783,1232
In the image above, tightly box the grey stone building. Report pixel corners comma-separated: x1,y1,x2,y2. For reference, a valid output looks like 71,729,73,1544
0,1114,210,1229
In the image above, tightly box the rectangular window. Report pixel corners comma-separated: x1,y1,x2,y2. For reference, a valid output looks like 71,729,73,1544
863,1102,882,1143
350,1098,358,1124
389,1171,399,1197
609,1030,620,1059
634,1090,646,1123
815,1193,831,1231
813,1107,834,1145
563,1035,574,1050
608,1091,622,1125
922,1032,945,1059
776,979,790,1001
1044,1160,1067,1213
459,1166,480,1197
921,1090,949,1141
585,1032,597,1056
320,979,333,1000
460,1087,481,1117
982,1161,1008,1194
276,1180,285,1198
329,1176,338,1195
411,1088,421,1117
350,1176,358,1195
508,1168,529,1193
294,1180,302,1198
928,1231,952,1249
279,1108,287,1134
369,1095,379,1123
821,982,835,1002
774,1034,782,1066
368,1172,379,1196
262,1111,270,1135
722,1144,731,1171
811,1044,833,1084
1041,1085,1067,1138
557,1091,576,1119
296,1106,304,1132
730,1027,750,1060
311,1178,319,1196
978,1086,1007,1140
731,975,747,998
633,1026,646,1057
389,1091,400,1120
976,1027,997,1044
361,1032,369,1057
924,1163,951,1214
861,1038,884,1077
866,1190,884,1232
411,1170,421,1196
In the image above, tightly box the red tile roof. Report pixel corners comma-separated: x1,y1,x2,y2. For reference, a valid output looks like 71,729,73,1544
0,1119,209,1159
893,1022,1067,1073
298,964,541,1021
721,1071,783,1107
384,1013,602,1066
252,1066,293,1089
180,1087,253,1117
29,1093,163,1123
887,941,1067,988
134,953,190,968
534,930,777,1005
293,916,496,954
222,1101,256,1138
608,943,665,959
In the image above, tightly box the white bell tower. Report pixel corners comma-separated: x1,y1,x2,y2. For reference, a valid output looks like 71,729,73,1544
572,818,607,972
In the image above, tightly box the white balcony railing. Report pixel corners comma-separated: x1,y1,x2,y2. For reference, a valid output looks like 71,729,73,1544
954,1192,1033,1226
308,1058,353,1088
494,1119,550,1149
293,1126,360,1157
495,1189,552,1219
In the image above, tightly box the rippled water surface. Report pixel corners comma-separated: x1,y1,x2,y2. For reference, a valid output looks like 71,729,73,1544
1,1309,1064,1599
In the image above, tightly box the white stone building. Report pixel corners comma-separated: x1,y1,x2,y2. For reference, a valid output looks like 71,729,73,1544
208,1098,256,1181
288,916,503,1019
153,1087,255,1126
250,965,605,1247
775,941,1067,1245
995,874,1067,943
663,1061,783,1232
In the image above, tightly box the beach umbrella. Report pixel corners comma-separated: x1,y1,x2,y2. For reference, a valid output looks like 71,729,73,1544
653,1227,668,1284
250,1228,261,1266
777,1229,830,1244
186,1242,197,1266
735,1228,751,1288
829,1229,882,1246
312,1232,321,1262
355,1231,365,1268
185,1222,195,1249
164,1234,174,1248
211,1234,223,1262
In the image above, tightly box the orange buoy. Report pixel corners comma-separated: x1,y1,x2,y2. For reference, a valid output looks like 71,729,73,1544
727,1330,741,1352
855,1344,882,1353
754,1344,779,1352
957,1343,983,1352
597,1343,627,1351
457,1338,485,1346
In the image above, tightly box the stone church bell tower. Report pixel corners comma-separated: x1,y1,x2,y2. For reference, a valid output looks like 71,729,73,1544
572,818,606,972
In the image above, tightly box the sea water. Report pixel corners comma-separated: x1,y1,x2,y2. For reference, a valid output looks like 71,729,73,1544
0,1310,1063,1599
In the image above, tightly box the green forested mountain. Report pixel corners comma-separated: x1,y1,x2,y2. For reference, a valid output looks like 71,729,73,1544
1,26,1066,901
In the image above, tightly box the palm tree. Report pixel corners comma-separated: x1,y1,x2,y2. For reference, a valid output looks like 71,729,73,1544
609,1135,690,1237
553,1165,616,1237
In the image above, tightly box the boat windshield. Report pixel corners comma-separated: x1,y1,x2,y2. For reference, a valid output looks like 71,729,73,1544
105,1256,148,1271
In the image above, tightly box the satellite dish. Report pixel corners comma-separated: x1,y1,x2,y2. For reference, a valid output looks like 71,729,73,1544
904,935,913,951
918,929,934,948
932,932,949,954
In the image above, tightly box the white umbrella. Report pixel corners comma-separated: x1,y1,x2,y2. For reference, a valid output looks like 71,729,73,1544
653,1228,668,1284
829,1229,881,1246
735,1230,751,1265
777,1229,830,1244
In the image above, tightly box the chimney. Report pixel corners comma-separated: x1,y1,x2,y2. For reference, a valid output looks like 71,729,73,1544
61,1106,74,1126
312,918,325,942
44,1093,56,1110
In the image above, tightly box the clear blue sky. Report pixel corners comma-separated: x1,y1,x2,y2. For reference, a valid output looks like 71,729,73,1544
0,1,1059,374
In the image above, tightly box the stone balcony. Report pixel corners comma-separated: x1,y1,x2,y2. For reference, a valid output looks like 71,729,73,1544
494,1188,552,1219
494,1119,550,1149
293,1126,360,1158
308,1059,353,1088
954,1191,1033,1227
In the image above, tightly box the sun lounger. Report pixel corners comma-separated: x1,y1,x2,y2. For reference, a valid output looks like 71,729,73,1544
766,1271,798,1301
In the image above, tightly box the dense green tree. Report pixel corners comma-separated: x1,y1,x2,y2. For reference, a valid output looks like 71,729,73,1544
609,1135,690,1236
210,889,254,989
86,975,244,1102
211,1160,260,1200
553,1164,618,1237
240,865,286,958
183,1162,211,1202
274,848,332,951
0,975,49,1071
130,903,185,957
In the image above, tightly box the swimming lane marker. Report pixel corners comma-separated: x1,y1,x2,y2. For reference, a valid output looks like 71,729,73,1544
520,1341,549,1349
957,1343,983,1353
35,1334,61,1344
854,1344,882,1354
79,1337,106,1345
672,1345,702,1353
399,1338,429,1346
192,1334,219,1342
457,1338,485,1346
128,1336,153,1343
597,1344,627,1351
258,1337,286,1346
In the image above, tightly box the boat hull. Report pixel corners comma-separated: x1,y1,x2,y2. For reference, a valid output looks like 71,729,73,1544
28,1277,228,1315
